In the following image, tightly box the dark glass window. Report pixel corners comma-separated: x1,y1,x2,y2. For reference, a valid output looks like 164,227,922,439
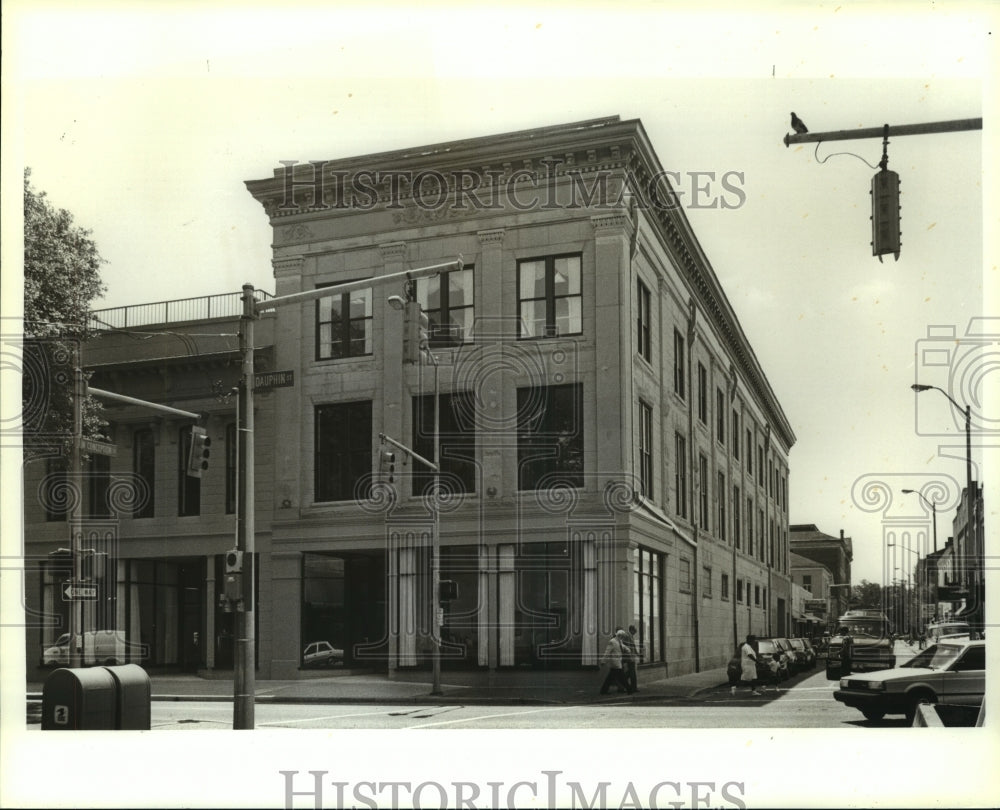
133,428,155,519
416,266,474,347
698,453,709,530
637,280,651,362
733,485,742,550
674,432,687,518
518,254,582,338
718,471,726,542
316,284,372,360
517,383,583,490
697,363,707,424
717,389,726,444
87,453,111,519
673,330,685,399
732,411,740,459
178,426,200,517
412,392,477,496
632,548,664,662
638,401,653,499
315,401,372,502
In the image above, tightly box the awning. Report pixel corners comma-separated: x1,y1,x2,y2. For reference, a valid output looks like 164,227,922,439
804,613,826,623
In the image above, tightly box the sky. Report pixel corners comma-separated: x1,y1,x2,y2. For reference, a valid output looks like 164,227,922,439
2,2,998,807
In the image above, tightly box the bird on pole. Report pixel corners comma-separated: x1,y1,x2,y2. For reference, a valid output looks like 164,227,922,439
790,112,808,134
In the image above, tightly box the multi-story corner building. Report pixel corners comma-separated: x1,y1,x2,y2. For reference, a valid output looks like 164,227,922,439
789,524,853,621
23,117,796,681
951,482,984,627
244,116,795,679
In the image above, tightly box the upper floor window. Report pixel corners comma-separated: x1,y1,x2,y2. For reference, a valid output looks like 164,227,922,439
637,280,652,362
517,383,583,490
718,471,727,542
316,284,372,360
803,575,812,594
673,330,685,399
315,401,372,502
733,485,742,549
746,428,753,474
679,558,692,593
416,266,474,347
133,428,155,519
717,389,726,444
697,363,708,424
674,432,687,519
412,392,477,495
732,411,740,459
178,426,200,517
698,453,709,530
517,254,581,338
638,400,653,499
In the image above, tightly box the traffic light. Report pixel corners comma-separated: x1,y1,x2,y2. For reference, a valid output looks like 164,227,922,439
403,300,430,364
379,450,396,483
186,425,211,478
223,549,244,603
870,168,901,262
439,579,459,603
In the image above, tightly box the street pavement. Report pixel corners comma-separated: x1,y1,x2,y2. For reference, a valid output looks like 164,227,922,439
28,664,731,706
26,641,922,708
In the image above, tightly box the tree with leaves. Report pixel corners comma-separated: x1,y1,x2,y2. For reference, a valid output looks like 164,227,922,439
22,167,107,456
851,579,884,611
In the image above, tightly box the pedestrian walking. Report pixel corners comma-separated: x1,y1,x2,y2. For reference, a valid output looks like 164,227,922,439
599,628,634,695
837,625,854,675
731,634,762,697
623,625,640,693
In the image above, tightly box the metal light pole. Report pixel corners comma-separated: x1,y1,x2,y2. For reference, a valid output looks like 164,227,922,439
911,384,978,630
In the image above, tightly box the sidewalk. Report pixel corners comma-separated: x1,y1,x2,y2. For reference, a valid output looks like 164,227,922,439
28,665,731,706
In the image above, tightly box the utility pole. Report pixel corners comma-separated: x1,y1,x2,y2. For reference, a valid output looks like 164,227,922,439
68,356,84,668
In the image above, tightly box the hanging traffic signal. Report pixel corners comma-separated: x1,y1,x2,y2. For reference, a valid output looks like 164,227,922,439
870,169,901,262
379,450,396,483
403,300,430,364
187,425,211,478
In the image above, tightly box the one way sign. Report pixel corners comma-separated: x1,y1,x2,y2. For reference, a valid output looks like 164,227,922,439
63,583,98,601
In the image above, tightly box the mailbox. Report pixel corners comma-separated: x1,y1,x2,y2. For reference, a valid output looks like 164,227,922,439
42,667,117,730
42,664,151,730
105,664,151,730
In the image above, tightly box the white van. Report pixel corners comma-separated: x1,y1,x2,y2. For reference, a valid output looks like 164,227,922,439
42,630,130,667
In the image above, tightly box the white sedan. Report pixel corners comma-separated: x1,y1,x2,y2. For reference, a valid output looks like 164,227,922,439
302,640,344,668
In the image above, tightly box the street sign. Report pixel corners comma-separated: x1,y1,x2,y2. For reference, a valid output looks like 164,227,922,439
63,582,98,601
80,437,117,457
254,369,294,390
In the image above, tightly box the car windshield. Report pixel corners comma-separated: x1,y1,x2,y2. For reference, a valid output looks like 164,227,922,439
757,640,777,654
789,639,804,650
840,621,885,638
900,643,963,670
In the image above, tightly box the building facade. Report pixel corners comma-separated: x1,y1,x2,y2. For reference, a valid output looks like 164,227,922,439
789,524,853,622
24,117,796,681
789,550,833,632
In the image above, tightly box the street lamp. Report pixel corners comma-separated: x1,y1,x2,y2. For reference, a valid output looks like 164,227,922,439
910,383,979,631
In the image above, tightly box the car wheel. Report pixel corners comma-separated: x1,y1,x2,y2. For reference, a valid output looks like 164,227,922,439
862,709,885,722
905,690,936,722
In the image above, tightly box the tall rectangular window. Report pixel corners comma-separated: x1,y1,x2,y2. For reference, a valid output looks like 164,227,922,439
517,383,583,490
673,329,685,399
746,496,754,555
754,585,761,606
674,432,687,518
746,429,753,474
178,426,200,517
736,578,744,603
316,284,372,360
633,547,664,662
315,401,372,502
716,389,726,444
758,445,765,484
638,400,653,499
517,254,582,338
733,485,741,549
412,392,477,496
803,575,812,594
698,453,709,530
697,363,707,423
637,280,652,362
133,428,155,519
732,411,740,459
87,454,111,519
721,573,730,600
758,509,765,560
702,566,712,597
225,423,237,515
718,471,727,541
416,265,474,347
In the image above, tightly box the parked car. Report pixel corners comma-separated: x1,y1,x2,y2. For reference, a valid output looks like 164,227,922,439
924,620,972,645
772,637,801,672
788,637,816,668
726,638,788,684
302,640,344,668
833,639,985,722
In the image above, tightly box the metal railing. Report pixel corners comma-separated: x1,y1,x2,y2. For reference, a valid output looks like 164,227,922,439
89,290,273,331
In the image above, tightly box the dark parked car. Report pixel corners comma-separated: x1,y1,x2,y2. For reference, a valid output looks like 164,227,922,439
789,637,816,668
772,637,801,672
